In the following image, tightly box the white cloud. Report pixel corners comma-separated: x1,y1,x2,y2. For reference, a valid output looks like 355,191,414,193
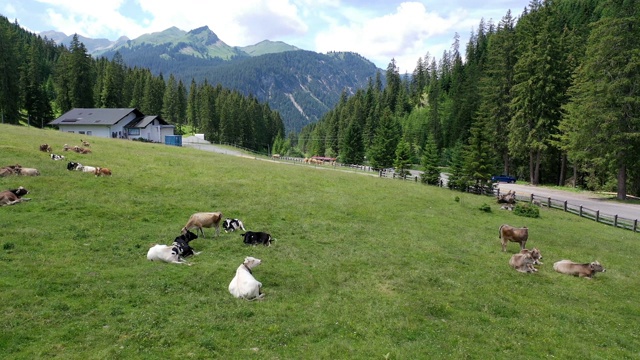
315,2,466,72
135,0,307,46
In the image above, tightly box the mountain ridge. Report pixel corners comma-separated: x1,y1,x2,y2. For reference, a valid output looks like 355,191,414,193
41,26,382,133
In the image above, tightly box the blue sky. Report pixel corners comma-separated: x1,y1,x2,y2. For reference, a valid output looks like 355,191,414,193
1,0,531,72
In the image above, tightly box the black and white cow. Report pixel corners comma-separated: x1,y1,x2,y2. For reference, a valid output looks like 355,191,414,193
50,153,65,161
172,230,199,257
67,161,80,171
241,231,273,246
223,218,246,233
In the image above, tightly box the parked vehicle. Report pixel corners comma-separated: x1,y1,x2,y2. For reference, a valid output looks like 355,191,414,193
491,174,517,183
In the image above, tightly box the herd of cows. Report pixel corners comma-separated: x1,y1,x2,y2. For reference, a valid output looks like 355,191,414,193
2,141,275,300
146,211,273,300
1,140,607,300
499,219,606,278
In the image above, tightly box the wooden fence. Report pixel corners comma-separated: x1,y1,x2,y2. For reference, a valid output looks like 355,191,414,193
379,170,638,233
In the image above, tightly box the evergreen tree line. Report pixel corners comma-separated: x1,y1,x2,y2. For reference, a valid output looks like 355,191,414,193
282,0,640,199
0,16,284,153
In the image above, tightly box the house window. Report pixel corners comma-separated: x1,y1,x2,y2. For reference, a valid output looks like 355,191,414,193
128,128,140,136
79,131,85,135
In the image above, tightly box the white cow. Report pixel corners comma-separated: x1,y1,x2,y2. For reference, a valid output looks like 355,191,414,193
229,257,264,300
147,244,190,265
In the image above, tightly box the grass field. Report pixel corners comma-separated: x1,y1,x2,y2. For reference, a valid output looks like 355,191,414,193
1,124,639,359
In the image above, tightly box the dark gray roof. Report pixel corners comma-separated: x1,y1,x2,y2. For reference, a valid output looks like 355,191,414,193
127,115,170,129
49,108,145,126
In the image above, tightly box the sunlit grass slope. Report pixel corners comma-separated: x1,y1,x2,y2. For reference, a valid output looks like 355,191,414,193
1,124,638,359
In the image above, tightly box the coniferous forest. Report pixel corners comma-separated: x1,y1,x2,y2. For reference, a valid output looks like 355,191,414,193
1,0,639,199
279,0,640,199
0,16,284,153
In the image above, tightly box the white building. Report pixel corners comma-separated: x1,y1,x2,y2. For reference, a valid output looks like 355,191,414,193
49,108,174,143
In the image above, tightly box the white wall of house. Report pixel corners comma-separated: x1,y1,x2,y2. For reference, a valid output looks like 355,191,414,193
57,125,111,138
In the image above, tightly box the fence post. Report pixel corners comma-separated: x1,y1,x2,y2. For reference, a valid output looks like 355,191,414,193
530,194,534,202
547,197,551,208
595,210,599,223
579,206,583,217
564,201,567,212
614,215,618,228
415,176,418,182
634,219,638,232
496,188,500,198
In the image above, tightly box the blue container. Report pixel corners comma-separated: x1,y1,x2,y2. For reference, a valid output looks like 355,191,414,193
165,135,182,147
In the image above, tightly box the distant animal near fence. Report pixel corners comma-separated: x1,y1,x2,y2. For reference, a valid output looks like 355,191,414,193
494,189,639,233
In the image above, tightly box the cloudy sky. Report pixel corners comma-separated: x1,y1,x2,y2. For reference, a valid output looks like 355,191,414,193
1,0,530,72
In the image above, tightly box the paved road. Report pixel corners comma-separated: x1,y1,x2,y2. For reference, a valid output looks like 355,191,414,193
497,183,639,221
182,136,246,157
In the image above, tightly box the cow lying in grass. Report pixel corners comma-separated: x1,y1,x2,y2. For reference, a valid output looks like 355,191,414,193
242,231,273,246
228,256,264,300
223,218,246,233
553,260,606,279
509,248,543,273
146,230,200,265
0,186,31,206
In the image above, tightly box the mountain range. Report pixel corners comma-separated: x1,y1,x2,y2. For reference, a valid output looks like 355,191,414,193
41,26,382,133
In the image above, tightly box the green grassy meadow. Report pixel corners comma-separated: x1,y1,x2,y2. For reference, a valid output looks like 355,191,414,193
1,124,639,359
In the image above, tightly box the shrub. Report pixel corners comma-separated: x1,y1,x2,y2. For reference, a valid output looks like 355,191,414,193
514,203,540,218
479,203,491,212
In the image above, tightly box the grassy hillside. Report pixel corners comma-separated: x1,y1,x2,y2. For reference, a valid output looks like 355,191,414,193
1,124,639,359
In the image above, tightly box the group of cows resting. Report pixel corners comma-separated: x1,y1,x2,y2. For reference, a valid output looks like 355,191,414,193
146,211,275,300
499,223,606,278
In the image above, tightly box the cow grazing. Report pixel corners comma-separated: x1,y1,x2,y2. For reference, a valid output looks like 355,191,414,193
17,167,40,176
223,218,246,233
39,144,52,152
553,260,606,279
182,212,223,238
172,230,200,258
50,153,65,161
0,186,31,206
499,224,529,252
242,231,273,246
509,252,536,273
228,256,264,300
94,167,112,176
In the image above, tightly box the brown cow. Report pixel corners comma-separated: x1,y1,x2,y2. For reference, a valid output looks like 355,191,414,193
497,190,516,204
0,164,21,177
520,247,543,265
553,260,606,279
509,252,536,273
39,144,52,152
0,186,31,206
499,224,529,252
94,167,112,176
